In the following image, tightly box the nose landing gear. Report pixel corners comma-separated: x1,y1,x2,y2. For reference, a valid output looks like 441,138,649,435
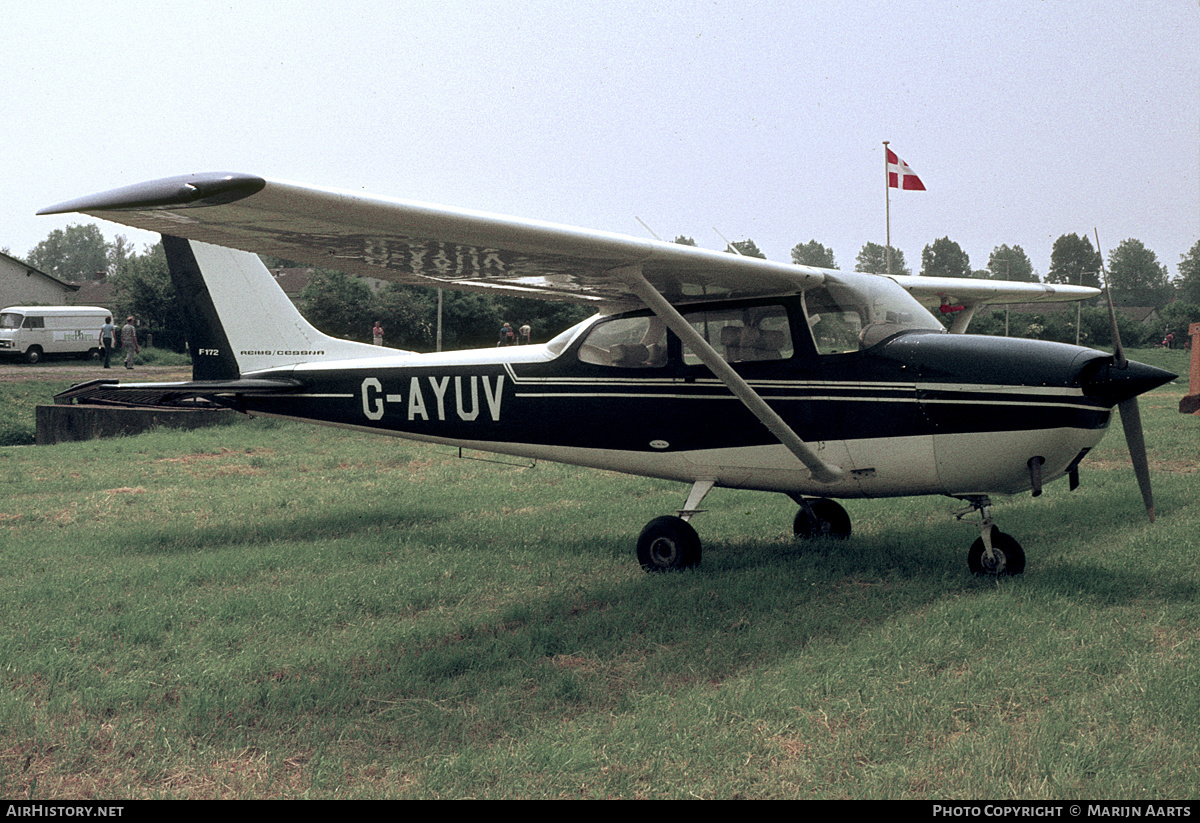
957,497,1025,576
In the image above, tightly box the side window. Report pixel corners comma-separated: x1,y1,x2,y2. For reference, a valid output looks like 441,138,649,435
578,315,668,368
682,305,793,365
22,316,45,330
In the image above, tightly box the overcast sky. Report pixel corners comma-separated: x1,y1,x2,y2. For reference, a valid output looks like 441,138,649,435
4,0,1198,281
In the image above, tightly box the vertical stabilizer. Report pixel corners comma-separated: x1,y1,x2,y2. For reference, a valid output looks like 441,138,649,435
162,235,398,381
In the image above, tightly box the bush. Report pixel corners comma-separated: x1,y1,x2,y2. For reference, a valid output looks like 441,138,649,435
134,347,192,367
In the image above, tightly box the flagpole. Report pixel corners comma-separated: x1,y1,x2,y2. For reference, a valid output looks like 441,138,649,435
883,140,892,275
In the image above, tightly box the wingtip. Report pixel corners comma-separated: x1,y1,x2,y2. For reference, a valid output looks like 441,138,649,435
38,172,266,216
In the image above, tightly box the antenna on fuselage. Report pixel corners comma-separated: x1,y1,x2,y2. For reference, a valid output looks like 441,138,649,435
713,227,744,256
634,216,662,241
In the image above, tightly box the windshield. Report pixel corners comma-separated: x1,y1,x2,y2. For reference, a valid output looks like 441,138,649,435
0,313,22,330
803,274,942,354
545,315,598,356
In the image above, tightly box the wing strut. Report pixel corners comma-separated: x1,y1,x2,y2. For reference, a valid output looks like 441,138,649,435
620,265,845,484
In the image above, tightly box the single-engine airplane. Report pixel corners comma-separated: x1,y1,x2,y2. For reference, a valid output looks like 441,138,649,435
41,173,1175,575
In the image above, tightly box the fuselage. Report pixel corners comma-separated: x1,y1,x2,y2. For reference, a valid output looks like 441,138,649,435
227,290,1167,501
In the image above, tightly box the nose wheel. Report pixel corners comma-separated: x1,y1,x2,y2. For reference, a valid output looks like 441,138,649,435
967,527,1025,575
957,497,1025,576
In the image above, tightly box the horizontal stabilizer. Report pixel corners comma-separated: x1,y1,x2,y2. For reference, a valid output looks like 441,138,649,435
54,377,303,409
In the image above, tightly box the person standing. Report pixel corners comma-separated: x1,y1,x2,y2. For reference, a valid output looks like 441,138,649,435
372,321,384,346
121,316,139,369
98,315,115,369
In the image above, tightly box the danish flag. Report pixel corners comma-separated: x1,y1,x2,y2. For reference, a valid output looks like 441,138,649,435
886,148,926,191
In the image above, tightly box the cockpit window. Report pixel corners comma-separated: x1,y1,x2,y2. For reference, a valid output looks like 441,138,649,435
578,315,668,368
803,275,942,354
681,304,792,365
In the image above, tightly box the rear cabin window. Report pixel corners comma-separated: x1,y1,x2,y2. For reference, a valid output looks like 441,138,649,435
682,305,792,366
577,305,795,369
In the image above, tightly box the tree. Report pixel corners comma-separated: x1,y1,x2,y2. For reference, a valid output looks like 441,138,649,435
27,224,111,280
1107,238,1172,308
371,284,437,349
1158,301,1200,347
1178,239,1200,306
300,269,374,339
1047,233,1102,289
921,237,971,278
673,236,696,247
854,242,909,275
790,240,838,269
108,243,189,348
494,296,593,344
986,245,1037,282
438,290,503,349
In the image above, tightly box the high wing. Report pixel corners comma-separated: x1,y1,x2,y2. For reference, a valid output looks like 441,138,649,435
891,276,1098,333
39,172,825,306
40,172,1099,312
891,275,1098,310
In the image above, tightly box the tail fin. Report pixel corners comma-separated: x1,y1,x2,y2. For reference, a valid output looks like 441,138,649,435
162,235,396,380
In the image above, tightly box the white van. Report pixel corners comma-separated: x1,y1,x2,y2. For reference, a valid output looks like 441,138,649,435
0,306,112,363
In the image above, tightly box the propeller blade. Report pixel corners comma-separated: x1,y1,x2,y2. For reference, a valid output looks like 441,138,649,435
1117,397,1155,522
1096,229,1155,522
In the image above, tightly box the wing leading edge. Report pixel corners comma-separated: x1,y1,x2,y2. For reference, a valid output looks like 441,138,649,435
40,172,1099,311
40,172,825,306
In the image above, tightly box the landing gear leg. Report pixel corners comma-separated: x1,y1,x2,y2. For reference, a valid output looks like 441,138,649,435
636,479,714,573
956,496,1025,576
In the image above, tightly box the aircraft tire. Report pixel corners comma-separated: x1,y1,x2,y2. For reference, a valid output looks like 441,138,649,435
637,515,701,572
967,529,1025,576
793,498,852,540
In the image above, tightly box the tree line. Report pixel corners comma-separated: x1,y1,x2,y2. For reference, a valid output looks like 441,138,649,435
10,224,1200,351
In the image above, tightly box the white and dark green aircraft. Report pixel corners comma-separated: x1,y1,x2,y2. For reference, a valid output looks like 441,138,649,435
42,173,1175,575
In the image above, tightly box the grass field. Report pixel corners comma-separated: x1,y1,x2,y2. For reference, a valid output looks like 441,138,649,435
0,348,1195,799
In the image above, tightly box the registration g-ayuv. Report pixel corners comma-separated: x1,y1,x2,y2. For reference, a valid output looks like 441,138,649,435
361,374,505,423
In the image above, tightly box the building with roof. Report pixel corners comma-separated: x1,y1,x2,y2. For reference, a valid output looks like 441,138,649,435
0,250,79,306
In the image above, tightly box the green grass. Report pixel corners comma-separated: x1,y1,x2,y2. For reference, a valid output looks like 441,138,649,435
0,349,1195,798
0,382,59,446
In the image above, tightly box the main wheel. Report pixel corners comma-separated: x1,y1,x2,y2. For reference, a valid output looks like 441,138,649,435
793,498,852,540
24,346,42,364
637,515,701,572
967,528,1026,576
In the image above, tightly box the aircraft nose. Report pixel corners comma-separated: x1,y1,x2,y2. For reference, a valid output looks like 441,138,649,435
1078,355,1176,406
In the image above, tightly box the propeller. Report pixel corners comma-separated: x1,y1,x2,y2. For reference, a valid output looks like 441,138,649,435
1096,229,1156,522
